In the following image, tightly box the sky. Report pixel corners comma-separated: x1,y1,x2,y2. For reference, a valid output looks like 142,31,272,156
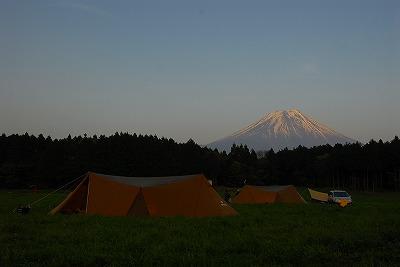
1,0,399,144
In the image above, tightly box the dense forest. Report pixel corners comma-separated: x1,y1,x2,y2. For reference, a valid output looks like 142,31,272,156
1,133,400,191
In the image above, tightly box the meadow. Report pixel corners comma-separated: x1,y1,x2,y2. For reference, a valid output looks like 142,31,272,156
1,189,400,266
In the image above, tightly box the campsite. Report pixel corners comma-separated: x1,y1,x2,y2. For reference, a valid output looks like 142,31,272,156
1,188,400,266
1,134,400,266
2,1,400,266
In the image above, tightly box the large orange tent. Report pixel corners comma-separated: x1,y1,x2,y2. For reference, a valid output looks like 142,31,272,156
50,172,237,217
232,185,305,204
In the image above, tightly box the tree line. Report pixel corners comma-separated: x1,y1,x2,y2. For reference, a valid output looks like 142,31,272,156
1,132,399,191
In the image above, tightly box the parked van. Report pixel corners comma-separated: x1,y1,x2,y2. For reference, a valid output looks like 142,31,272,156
328,190,352,205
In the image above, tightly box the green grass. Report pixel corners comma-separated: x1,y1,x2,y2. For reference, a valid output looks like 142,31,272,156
1,190,400,266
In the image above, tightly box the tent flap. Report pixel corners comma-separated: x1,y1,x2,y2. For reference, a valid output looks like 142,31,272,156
49,175,89,214
128,188,149,216
308,188,329,202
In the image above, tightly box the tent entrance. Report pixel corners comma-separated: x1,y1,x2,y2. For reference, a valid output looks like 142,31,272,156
50,176,89,214
128,189,149,216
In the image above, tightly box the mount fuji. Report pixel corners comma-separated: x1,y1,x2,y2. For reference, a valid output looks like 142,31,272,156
207,109,356,152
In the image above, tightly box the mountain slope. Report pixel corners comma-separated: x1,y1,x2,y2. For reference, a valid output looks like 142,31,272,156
207,109,356,151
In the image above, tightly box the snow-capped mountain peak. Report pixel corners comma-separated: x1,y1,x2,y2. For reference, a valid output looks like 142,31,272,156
208,109,356,152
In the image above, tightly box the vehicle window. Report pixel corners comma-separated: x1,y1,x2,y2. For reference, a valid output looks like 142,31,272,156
334,192,349,197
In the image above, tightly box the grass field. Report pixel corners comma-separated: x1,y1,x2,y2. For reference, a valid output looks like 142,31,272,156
1,189,400,266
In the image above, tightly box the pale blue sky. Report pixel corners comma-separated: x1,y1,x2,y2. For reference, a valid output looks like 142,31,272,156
1,0,399,144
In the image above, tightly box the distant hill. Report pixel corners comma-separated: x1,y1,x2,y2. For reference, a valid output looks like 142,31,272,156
208,109,356,151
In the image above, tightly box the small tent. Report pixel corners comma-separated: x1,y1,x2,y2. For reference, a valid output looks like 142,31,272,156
50,172,237,217
308,188,329,202
232,185,305,204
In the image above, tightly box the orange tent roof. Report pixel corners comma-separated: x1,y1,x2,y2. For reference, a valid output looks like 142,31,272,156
50,172,237,217
232,185,305,204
